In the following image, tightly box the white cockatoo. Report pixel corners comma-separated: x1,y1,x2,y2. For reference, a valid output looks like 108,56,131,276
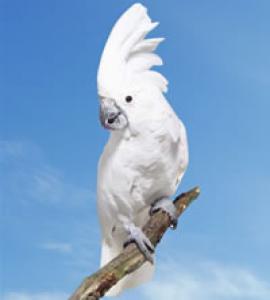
97,3,188,296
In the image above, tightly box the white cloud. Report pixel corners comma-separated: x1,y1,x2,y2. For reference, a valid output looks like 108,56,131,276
40,242,73,254
0,140,92,206
1,140,100,275
5,262,270,300
141,261,270,300
3,292,68,300
26,166,91,205
0,140,26,161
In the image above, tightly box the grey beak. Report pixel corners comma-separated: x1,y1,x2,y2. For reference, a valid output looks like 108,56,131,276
99,98,124,129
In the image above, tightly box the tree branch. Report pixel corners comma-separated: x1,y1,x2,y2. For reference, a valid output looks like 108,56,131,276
69,186,200,300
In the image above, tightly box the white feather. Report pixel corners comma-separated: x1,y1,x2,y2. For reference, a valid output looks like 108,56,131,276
97,3,167,96
132,37,165,53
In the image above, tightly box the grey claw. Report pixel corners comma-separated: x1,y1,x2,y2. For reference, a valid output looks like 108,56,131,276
123,225,154,264
170,218,178,230
150,198,178,230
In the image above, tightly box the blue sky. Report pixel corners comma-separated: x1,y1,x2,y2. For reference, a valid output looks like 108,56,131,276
1,1,270,299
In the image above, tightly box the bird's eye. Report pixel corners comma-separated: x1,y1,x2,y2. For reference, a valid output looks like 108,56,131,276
125,95,133,103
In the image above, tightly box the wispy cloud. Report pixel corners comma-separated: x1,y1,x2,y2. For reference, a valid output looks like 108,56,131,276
0,140,29,161
141,261,270,300
27,165,91,205
40,242,73,254
3,292,69,300
1,140,100,281
0,140,93,206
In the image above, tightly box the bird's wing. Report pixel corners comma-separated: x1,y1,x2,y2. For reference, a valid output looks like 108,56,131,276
97,3,168,97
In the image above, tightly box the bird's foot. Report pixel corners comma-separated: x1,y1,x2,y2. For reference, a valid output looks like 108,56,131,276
150,197,178,229
123,223,154,264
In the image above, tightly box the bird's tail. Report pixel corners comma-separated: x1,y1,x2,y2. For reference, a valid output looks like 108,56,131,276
100,239,155,297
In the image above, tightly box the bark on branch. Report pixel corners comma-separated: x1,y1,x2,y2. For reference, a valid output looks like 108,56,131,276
69,186,200,300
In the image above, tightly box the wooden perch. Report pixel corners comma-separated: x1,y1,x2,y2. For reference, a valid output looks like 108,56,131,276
69,186,200,300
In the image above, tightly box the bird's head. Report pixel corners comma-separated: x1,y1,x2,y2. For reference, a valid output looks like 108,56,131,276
97,3,168,132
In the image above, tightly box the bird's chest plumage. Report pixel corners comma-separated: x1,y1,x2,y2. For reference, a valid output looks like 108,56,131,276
97,124,184,227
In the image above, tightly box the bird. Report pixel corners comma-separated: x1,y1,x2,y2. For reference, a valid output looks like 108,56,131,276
96,3,189,296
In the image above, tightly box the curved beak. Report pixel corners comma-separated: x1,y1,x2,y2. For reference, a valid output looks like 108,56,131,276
99,98,128,130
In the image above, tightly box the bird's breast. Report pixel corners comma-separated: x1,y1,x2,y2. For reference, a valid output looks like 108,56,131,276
97,125,186,225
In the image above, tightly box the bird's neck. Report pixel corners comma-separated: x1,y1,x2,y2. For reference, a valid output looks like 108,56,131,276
109,125,140,144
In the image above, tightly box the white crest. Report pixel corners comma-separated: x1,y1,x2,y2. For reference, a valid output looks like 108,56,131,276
97,3,168,97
